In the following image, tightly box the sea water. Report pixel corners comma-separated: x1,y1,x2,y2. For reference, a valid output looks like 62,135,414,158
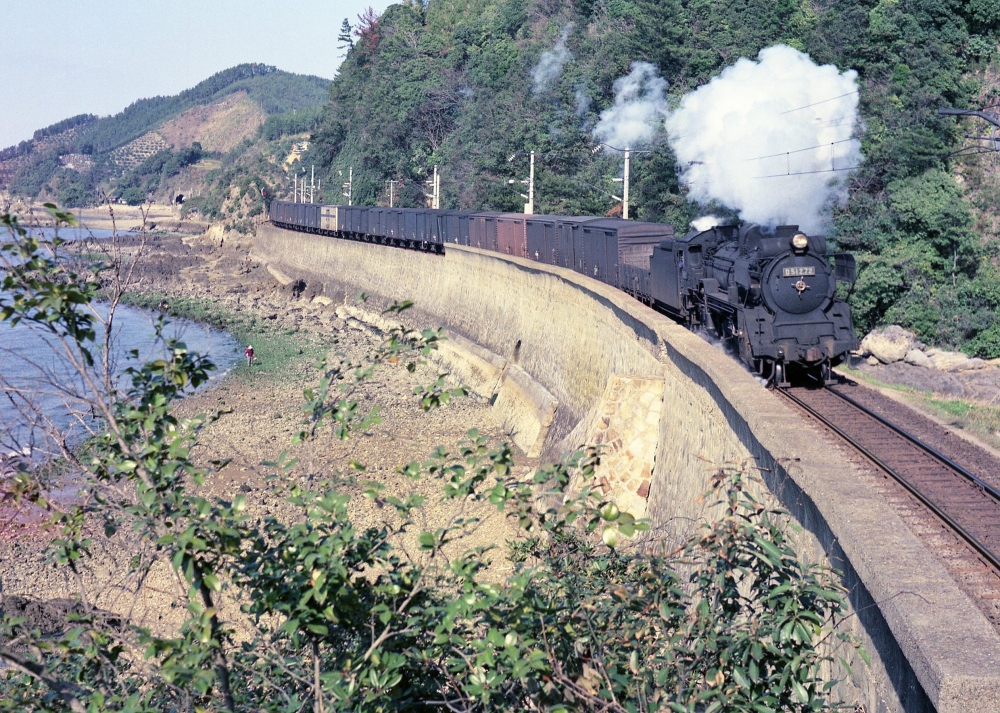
0,299,242,458
1,222,242,456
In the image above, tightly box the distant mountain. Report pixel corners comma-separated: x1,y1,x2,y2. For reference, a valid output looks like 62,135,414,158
0,64,329,209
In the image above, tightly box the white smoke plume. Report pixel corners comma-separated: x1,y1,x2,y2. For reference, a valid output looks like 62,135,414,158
665,45,861,234
531,24,573,94
592,62,669,150
691,215,723,231
575,85,591,116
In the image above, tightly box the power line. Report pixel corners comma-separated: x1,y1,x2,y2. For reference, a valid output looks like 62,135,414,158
745,138,857,162
754,165,861,179
780,90,859,115
591,143,652,154
812,116,858,128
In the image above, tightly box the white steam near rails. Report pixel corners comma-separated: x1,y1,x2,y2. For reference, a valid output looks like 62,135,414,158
531,24,573,94
666,45,861,234
592,62,669,150
590,46,862,234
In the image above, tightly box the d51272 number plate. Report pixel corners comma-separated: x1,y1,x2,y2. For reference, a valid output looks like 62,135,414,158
782,266,815,277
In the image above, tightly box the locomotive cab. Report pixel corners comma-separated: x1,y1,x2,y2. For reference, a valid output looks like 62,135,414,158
650,233,710,319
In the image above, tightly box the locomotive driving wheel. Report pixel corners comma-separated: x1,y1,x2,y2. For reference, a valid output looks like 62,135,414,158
773,361,789,388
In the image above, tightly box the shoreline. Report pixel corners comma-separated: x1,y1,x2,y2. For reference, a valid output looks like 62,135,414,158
3,199,210,234
0,227,517,635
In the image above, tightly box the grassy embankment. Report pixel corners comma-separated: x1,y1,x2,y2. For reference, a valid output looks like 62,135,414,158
122,291,331,383
841,367,1000,452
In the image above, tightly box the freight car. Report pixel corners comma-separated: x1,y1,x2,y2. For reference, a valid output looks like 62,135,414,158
268,201,857,385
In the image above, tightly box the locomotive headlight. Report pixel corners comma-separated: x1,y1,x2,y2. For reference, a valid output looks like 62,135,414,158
791,233,809,252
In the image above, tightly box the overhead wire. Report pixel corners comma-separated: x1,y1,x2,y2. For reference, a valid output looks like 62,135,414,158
744,138,857,162
779,90,859,114
510,88,867,186
811,116,858,128
754,165,861,179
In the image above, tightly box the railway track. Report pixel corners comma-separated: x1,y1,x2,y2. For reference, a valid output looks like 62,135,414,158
778,384,1000,573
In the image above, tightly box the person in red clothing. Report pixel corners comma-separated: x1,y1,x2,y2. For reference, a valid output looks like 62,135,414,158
244,345,255,367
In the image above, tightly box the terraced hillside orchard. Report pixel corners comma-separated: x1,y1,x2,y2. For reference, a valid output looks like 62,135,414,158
0,64,329,230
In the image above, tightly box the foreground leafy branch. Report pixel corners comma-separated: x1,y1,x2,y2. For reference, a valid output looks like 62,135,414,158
0,207,862,711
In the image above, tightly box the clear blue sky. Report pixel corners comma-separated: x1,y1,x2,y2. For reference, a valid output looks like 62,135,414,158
0,0,393,148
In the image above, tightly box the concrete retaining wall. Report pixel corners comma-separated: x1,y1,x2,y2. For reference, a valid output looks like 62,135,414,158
255,224,1000,713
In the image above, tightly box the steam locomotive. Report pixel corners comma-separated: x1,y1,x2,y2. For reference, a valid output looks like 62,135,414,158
268,201,858,385
647,224,857,385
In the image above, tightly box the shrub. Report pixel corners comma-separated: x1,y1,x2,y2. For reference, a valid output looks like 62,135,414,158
0,205,861,712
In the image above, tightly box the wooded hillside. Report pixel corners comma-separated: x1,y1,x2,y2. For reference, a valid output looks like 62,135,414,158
0,64,329,223
308,0,1000,355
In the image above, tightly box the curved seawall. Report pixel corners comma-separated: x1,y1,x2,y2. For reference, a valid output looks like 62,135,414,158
255,223,1000,713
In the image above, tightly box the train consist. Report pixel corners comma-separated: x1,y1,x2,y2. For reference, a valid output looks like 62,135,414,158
269,201,858,385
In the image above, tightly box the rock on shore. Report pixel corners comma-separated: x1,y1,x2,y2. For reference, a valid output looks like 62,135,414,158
860,325,992,372
855,325,1000,404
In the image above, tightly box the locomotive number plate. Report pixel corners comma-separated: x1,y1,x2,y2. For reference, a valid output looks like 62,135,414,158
782,266,815,277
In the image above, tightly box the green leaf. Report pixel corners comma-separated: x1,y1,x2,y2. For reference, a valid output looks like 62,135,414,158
418,531,436,550
791,678,809,703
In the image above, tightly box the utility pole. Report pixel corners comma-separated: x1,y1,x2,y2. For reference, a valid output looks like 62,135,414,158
387,179,400,207
623,148,630,220
293,174,297,203
611,147,631,219
310,165,315,203
342,167,353,206
508,152,535,214
425,165,440,209
526,151,535,215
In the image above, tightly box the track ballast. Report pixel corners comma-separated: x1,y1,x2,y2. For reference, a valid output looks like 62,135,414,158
778,384,1000,574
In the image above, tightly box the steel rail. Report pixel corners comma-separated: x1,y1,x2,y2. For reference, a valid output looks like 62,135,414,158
777,386,1000,574
824,386,1000,502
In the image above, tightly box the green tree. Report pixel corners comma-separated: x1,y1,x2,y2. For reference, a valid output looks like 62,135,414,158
338,18,354,55
887,170,977,282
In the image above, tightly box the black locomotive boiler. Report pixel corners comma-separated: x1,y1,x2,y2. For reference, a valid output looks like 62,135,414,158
267,200,857,386
648,224,857,385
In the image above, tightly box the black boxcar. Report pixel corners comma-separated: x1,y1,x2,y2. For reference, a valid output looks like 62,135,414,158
525,215,559,264
469,213,500,251
365,207,385,238
555,217,600,270
437,210,475,245
342,206,364,234
574,219,674,287
289,203,320,232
